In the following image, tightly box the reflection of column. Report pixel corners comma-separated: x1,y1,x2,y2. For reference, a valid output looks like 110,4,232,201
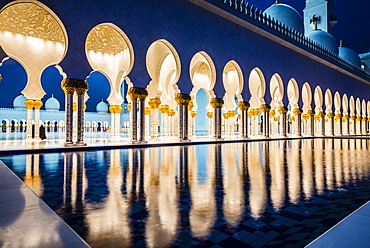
314,139,324,195
109,105,123,139
61,78,76,145
24,99,35,140
159,105,169,138
269,140,286,211
334,114,342,136
175,93,191,141
278,106,288,137
342,139,350,183
207,112,213,137
24,154,43,196
33,100,43,140
287,140,301,204
210,98,224,140
248,142,267,219
148,98,161,140
238,101,250,139
293,108,302,137
334,139,343,187
325,139,334,190
223,143,244,227
261,104,270,138
302,139,313,199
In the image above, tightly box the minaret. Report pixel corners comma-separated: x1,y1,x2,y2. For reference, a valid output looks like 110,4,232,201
303,0,337,37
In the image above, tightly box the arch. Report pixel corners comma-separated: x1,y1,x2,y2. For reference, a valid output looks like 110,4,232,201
287,78,299,109
86,23,134,106
269,73,284,109
314,86,323,112
333,91,341,114
189,51,216,111
147,39,181,109
342,94,349,115
356,97,361,116
248,67,266,109
194,88,209,136
362,99,367,117
222,60,244,111
302,82,312,112
0,0,68,99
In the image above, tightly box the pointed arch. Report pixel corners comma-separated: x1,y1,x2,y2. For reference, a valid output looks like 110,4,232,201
269,73,284,109
222,60,244,111
314,86,323,112
248,67,266,109
287,78,299,109
302,82,312,112
333,91,341,114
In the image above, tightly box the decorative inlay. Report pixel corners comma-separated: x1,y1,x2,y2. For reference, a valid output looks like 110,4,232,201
224,62,236,73
0,3,65,43
86,25,128,55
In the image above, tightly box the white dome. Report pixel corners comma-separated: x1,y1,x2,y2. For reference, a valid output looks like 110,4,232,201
264,2,304,33
96,100,109,113
339,46,361,68
13,94,27,109
306,29,338,54
45,95,60,111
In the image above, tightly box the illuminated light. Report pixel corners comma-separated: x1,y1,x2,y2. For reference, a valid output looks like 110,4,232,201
27,36,44,49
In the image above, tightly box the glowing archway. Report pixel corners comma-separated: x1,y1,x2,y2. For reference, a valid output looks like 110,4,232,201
248,68,266,109
302,83,312,113
314,86,323,113
287,78,299,109
222,61,243,111
269,73,284,109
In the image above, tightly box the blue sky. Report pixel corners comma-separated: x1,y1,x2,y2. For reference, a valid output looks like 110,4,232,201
246,0,370,54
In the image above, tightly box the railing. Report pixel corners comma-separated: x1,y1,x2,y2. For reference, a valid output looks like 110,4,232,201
219,0,370,79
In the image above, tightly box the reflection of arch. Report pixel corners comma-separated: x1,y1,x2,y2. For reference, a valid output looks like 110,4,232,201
314,86,323,112
248,68,266,109
86,23,134,106
222,60,244,111
147,39,181,109
302,83,312,112
287,78,299,109
333,91,341,114
342,94,349,115
269,73,284,109
0,0,68,99
189,51,216,111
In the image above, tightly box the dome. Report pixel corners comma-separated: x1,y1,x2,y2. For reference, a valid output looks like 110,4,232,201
13,94,27,109
339,46,361,68
263,2,304,33
45,95,60,111
306,29,338,54
96,100,108,113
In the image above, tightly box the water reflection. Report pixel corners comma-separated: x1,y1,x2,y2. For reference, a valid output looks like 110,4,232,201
9,139,370,247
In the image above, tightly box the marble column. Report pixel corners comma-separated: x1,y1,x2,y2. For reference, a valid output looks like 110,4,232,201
145,107,151,138
167,109,176,137
261,104,271,138
207,112,214,137
238,101,250,139
350,116,356,135
190,111,197,138
159,105,169,138
138,90,148,143
175,93,191,141
316,111,326,136
61,78,76,145
148,98,161,140
109,105,123,139
356,116,362,135
278,106,288,137
293,108,302,137
334,114,342,136
307,110,314,137
33,100,43,140
361,117,367,135
210,98,224,140
24,99,35,140
325,113,334,136
128,87,148,143
343,115,350,135
75,80,88,145
269,110,276,136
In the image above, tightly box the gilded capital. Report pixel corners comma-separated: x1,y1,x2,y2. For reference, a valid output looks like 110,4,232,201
278,106,288,114
167,109,176,116
127,103,131,112
260,104,271,113
24,99,35,109
307,110,315,116
145,107,151,115
228,110,235,117
191,111,197,118
238,101,250,111
326,113,334,119
148,98,161,109
188,101,194,111
269,110,276,117
207,112,213,118
210,98,224,108
317,111,325,118
75,80,89,96
159,105,170,114
33,100,43,110
223,113,229,119
356,116,361,121
334,114,342,120
175,93,191,105
61,78,77,95
293,108,303,115
109,105,122,114
362,117,367,121
128,87,148,101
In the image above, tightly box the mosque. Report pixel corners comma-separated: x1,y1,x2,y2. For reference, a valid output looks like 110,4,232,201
1,0,370,143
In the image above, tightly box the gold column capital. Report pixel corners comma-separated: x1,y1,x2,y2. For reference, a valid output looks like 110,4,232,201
109,105,122,114
278,106,288,114
61,78,76,95
210,98,224,108
128,87,148,101
269,110,276,117
327,113,334,119
24,99,35,109
191,111,197,118
307,110,315,116
260,104,271,113
207,112,213,118
335,114,342,120
293,108,303,115
33,100,43,110
188,101,194,111
175,93,191,105
148,98,161,109
238,101,250,111
145,107,151,115
223,113,229,119
167,109,176,116
228,110,235,117
159,105,170,114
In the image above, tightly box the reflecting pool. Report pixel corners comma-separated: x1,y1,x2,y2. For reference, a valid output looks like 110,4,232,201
1,139,370,247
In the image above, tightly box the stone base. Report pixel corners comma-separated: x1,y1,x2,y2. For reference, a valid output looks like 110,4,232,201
75,142,87,146
63,142,75,147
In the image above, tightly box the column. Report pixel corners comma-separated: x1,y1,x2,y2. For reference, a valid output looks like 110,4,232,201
145,107,151,138
269,110,276,136
238,101,250,139
175,93,191,141
128,87,140,143
278,106,288,137
325,113,334,136
228,111,235,137
261,104,271,138
350,116,356,135
207,112,214,137
361,117,367,135
33,100,43,140
167,109,176,137
316,111,325,136
343,115,350,135
334,114,342,136
307,110,314,137
75,80,88,145
24,100,35,140
159,105,169,138
191,111,197,138
356,116,362,135
293,108,302,137
148,98,161,140
137,89,148,143
210,98,224,140
61,78,76,145
109,105,123,139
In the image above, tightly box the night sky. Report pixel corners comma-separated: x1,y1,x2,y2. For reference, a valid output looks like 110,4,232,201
247,0,370,54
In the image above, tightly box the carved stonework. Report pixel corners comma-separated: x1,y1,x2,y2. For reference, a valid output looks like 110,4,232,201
86,25,128,55
223,62,236,73
0,3,65,44
191,62,211,79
